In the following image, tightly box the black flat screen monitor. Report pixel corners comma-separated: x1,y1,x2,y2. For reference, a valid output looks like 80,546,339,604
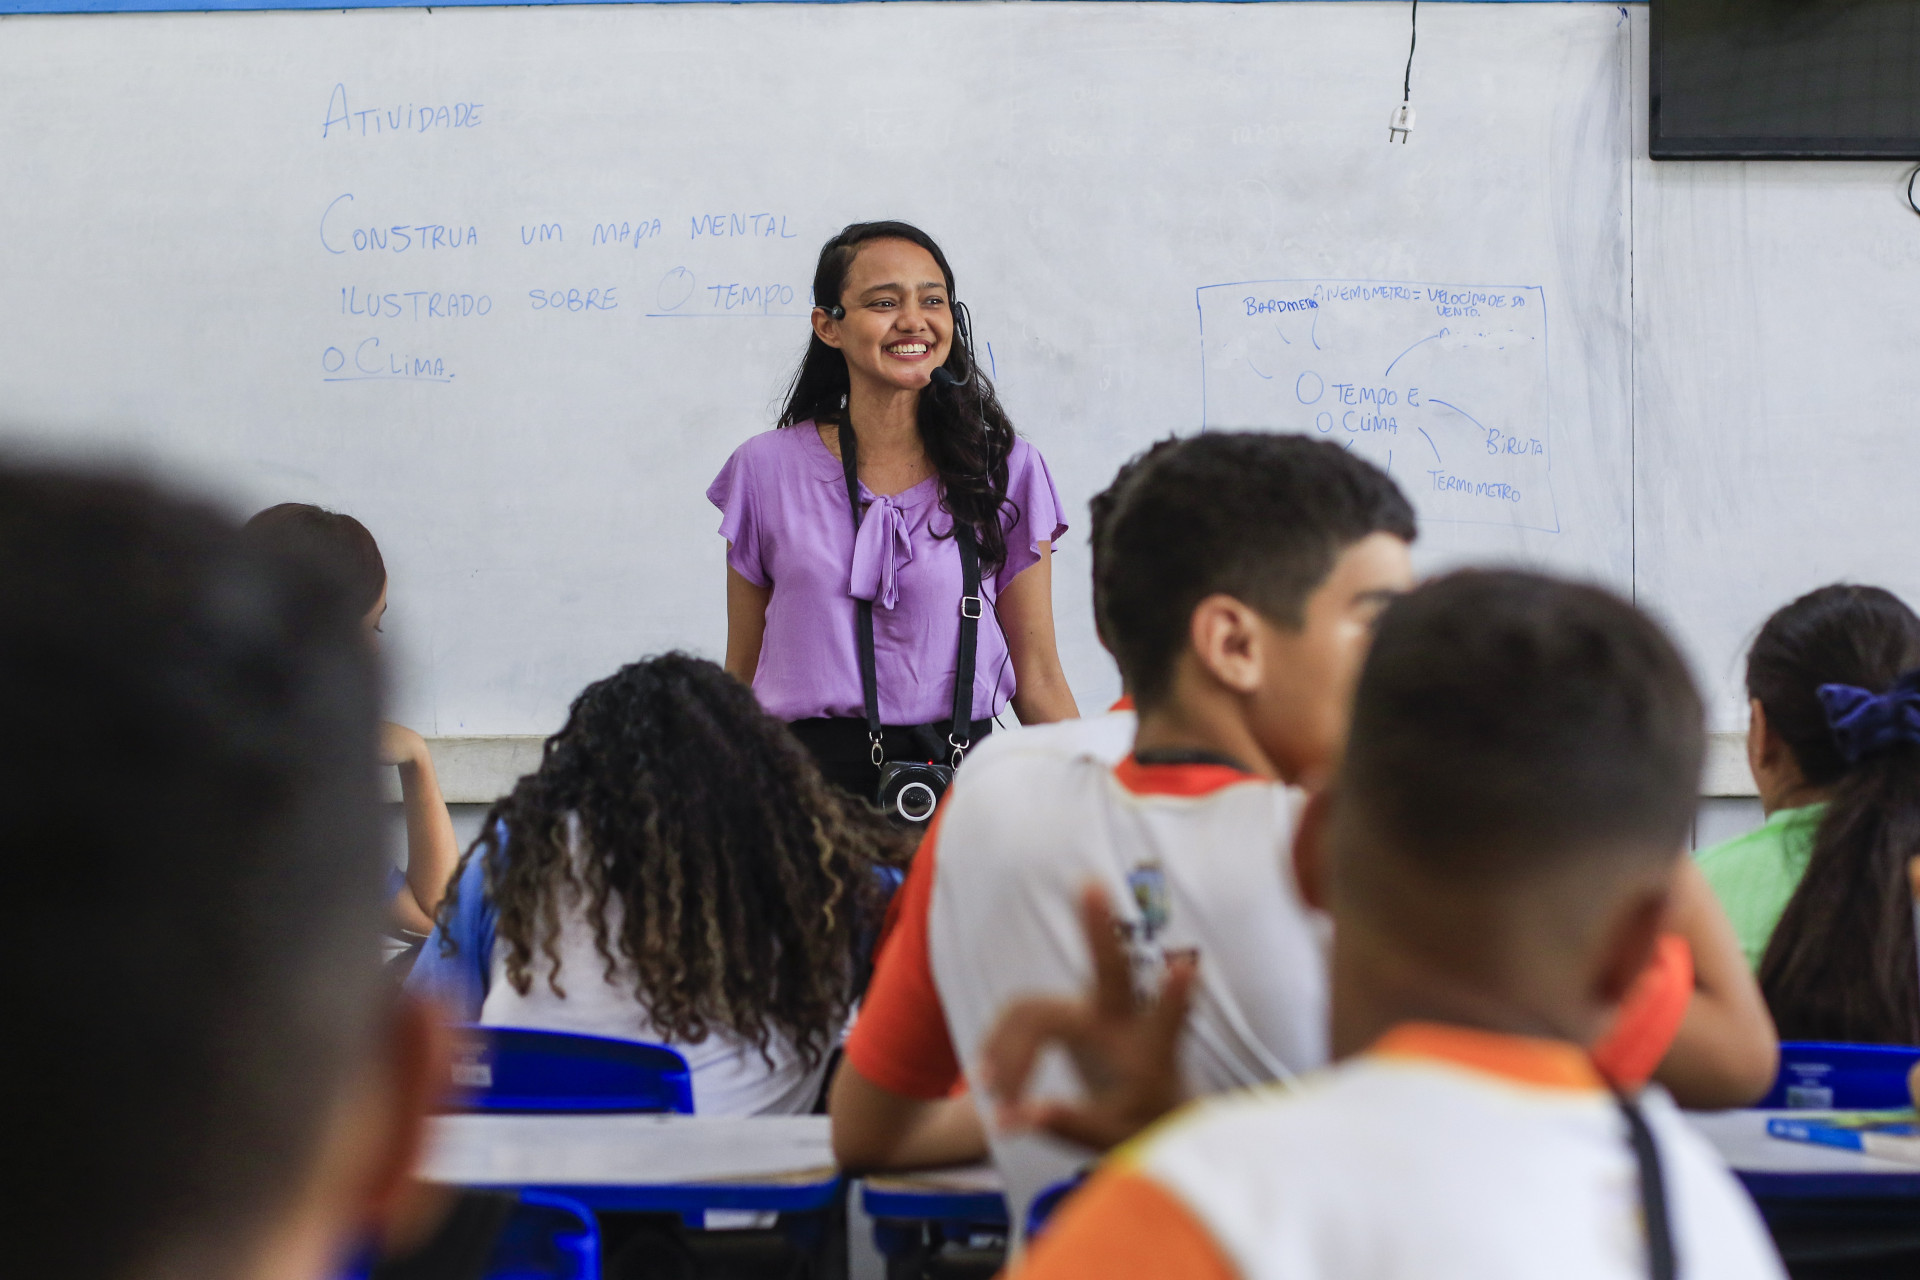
1651,0,1920,158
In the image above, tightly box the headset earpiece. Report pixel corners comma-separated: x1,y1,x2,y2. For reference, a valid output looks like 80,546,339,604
823,304,845,320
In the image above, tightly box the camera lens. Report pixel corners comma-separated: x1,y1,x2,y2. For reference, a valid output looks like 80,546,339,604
895,780,939,823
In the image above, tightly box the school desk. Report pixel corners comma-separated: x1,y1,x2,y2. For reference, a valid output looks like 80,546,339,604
1688,1110,1920,1267
419,1113,840,1214
1687,1109,1920,1200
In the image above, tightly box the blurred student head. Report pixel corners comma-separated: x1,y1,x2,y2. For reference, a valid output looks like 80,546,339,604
1095,433,1416,779
244,502,389,637
1745,584,1920,1043
1,464,437,1280
1312,570,1706,1049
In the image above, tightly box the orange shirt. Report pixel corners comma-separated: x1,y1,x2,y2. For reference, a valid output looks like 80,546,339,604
846,809,963,1099
1591,933,1694,1090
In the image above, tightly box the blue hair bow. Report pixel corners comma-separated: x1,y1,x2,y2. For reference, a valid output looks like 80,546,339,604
1817,671,1920,765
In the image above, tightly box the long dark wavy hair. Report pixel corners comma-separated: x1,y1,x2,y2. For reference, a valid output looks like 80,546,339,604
437,653,905,1064
1751,585,1920,1044
778,220,1019,574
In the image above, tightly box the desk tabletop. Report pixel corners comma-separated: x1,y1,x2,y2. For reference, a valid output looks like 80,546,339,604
421,1113,836,1189
422,1108,1920,1208
862,1164,1005,1196
1686,1110,1920,1199
861,1163,1009,1224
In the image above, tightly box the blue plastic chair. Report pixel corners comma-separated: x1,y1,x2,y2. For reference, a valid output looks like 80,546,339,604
861,1178,1008,1277
487,1191,599,1280
336,1190,598,1280
1757,1040,1920,1110
447,1025,694,1114
1024,1173,1087,1241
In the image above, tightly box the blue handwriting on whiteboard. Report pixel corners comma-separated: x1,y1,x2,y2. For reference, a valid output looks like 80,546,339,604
1428,471,1521,502
322,84,482,139
593,220,664,246
322,337,452,382
529,288,619,312
321,195,477,255
341,288,491,319
690,213,798,240
707,282,796,312
1244,295,1318,316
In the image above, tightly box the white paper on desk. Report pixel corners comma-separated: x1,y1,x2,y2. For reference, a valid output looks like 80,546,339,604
419,1114,835,1186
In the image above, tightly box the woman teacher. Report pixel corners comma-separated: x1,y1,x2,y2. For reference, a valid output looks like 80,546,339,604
709,221,1078,802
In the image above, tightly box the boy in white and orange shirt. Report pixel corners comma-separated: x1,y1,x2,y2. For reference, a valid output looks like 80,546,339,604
830,434,1419,1226
1002,571,1784,1280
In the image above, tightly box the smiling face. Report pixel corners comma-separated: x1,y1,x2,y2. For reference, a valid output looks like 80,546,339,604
811,237,954,395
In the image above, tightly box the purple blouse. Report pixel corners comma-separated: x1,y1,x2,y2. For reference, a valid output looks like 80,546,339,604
708,423,1068,725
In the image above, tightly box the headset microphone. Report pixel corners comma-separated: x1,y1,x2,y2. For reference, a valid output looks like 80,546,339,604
823,304,845,320
929,299,983,392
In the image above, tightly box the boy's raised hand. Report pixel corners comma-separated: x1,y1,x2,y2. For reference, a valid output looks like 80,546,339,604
979,884,1196,1153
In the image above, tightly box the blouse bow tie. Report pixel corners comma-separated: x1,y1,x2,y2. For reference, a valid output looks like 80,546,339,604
849,495,914,610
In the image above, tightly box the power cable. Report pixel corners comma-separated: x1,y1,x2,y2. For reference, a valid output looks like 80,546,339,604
1390,0,1419,143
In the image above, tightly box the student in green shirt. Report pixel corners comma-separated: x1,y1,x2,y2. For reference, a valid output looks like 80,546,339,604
1697,807,1823,972
1695,584,1920,1044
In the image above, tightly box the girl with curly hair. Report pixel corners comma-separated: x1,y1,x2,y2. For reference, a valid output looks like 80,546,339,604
410,652,905,1113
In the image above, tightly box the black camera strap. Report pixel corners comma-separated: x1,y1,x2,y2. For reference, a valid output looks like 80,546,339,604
1613,1086,1678,1280
838,421,980,770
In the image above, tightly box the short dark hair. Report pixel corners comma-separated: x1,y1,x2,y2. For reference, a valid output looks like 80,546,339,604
1095,434,1417,706
244,502,388,617
1,465,385,1280
1341,570,1704,878
1086,436,1181,653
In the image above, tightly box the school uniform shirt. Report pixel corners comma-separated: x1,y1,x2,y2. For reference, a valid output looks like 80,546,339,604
408,823,832,1117
955,702,1138,772
845,744,1328,1233
1592,934,1693,1091
1009,1023,1785,1280
1696,803,1825,970
707,424,1067,725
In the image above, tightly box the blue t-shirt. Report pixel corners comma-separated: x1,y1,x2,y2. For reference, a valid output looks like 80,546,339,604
405,837,500,1020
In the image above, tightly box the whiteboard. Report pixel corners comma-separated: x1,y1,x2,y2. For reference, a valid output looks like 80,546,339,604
1629,13,1920,726
0,1,1889,739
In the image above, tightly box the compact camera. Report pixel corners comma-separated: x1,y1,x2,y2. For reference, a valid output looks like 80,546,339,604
876,759,955,824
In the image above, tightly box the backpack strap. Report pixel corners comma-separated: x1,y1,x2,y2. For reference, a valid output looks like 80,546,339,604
837,423,885,766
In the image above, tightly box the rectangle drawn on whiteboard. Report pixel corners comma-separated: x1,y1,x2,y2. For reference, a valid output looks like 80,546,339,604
1196,279,1557,534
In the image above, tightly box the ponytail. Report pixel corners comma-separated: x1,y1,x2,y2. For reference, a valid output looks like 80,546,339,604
1749,586,1920,1044
1759,744,1920,1043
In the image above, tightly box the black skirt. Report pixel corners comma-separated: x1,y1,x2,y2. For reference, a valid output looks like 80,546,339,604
787,715,996,804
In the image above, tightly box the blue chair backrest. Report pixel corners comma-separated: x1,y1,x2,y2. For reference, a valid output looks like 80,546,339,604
1025,1173,1087,1241
1757,1040,1920,1109
335,1191,599,1280
488,1191,599,1280
449,1025,694,1114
